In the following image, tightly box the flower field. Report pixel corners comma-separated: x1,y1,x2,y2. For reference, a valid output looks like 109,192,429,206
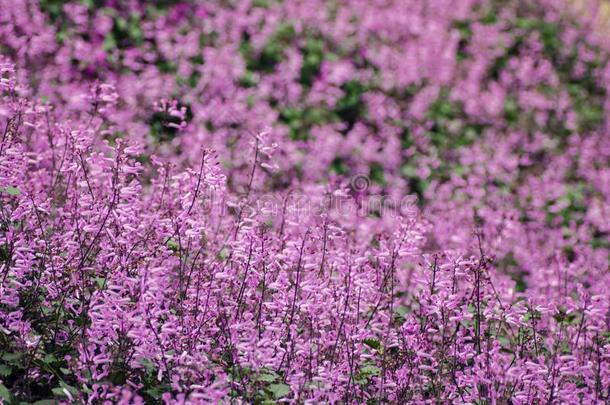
1,0,609,403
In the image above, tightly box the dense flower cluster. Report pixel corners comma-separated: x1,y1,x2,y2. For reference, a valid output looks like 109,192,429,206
1,0,609,403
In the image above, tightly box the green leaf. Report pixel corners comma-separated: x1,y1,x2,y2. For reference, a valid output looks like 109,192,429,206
166,239,179,252
330,157,349,176
3,352,23,363
60,381,78,395
103,34,117,52
52,387,67,397
362,338,381,350
369,162,386,186
401,164,418,178
257,372,278,383
43,353,58,364
139,358,155,373
2,186,20,196
0,383,11,402
218,247,229,260
52,382,78,399
252,0,270,8
268,383,290,399
360,365,381,376
498,335,511,348
0,365,11,376
93,277,106,289
145,387,163,399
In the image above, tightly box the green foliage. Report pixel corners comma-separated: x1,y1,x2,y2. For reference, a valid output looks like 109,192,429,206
279,106,334,141
330,156,350,176
252,0,271,8
39,0,65,20
454,20,473,61
267,383,290,399
300,38,325,87
148,103,192,143
241,23,296,73
1,186,20,196
503,95,520,125
568,80,605,133
497,16,606,137
369,162,386,186
354,363,381,386
238,71,260,88
362,338,381,350
0,345,81,404
591,230,610,250
401,162,427,200
150,111,179,142
257,372,278,383
0,383,11,403
51,382,79,400
110,13,144,49
335,80,367,133
425,91,482,150
139,358,171,402
544,183,589,227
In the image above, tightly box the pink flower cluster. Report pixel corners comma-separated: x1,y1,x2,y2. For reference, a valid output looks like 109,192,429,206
1,0,609,403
